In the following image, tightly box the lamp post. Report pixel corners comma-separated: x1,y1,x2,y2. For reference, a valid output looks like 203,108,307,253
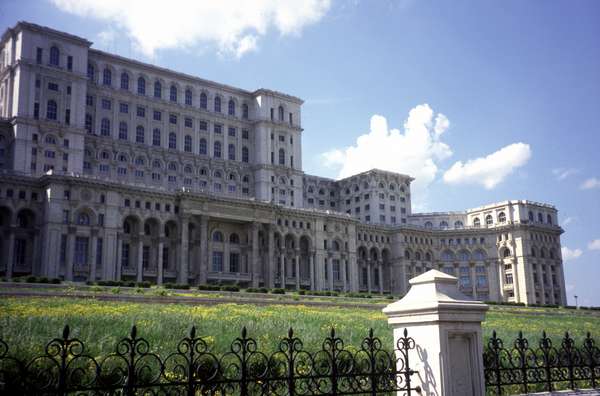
574,294,578,309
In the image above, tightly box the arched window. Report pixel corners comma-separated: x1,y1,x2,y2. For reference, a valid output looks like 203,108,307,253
454,221,464,229
278,105,284,121
103,68,112,86
118,153,128,162
152,159,162,169
474,250,486,261
118,122,128,140
550,249,555,259
87,63,94,80
168,132,177,149
424,221,433,229
168,162,177,171
137,77,146,95
531,247,537,257
502,248,511,258
242,146,249,163
415,251,422,260
200,92,207,109
49,46,59,66
152,128,161,146
77,213,90,226
136,126,145,143
135,157,144,165
404,250,410,260
425,252,432,261
199,138,207,155
123,221,131,234
214,96,221,112
278,148,285,165
120,73,129,90
498,212,506,223
229,233,240,244
184,135,192,152
528,211,534,222
442,250,455,261
214,170,222,178
100,118,111,136
473,217,481,227
440,221,449,229
228,99,235,116
184,165,192,173
242,175,249,183
242,103,249,119
547,214,552,224
458,250,470,261
538,213,543,223
228,144,236,160
485,215,493,226
185,89,192,105
154,81,161,98
214,141,222,158
170,85,177,102
45,135,57,144
212,231,223,242
46,100,57,120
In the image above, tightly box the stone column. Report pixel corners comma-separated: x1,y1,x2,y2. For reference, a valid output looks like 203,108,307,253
328,257,334,291
65,232,75,281
309,252,315,291
279,253,285,288
367,260,372,293
251,222,260,287
470,263,476,299
378,261,384,294
199,216,208,284
115,236,122,281
31,232,39,275
295,251,300,290
383,270,489,396
89,232,97,282
179,217,189,284
341,258,347,292
267,226,274,288
157,237,164,285
137,236,144,282
5,231,15,279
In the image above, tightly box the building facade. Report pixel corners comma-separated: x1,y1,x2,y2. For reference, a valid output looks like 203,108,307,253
0,22,566,305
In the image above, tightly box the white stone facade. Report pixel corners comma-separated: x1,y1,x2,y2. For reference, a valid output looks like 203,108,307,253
0,22,566,305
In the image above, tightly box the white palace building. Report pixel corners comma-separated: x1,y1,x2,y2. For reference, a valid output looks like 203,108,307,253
0,22,566,305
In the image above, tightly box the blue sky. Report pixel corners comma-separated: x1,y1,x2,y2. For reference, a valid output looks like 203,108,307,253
2,0,599,305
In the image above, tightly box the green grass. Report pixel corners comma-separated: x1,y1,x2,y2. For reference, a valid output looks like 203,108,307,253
1,296,599,361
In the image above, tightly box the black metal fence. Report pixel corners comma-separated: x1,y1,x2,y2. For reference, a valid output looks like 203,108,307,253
0,325,420,395
483,330,600,395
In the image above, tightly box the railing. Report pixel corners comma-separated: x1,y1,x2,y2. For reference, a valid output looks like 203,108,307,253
483,330,600,395
0,325,420,395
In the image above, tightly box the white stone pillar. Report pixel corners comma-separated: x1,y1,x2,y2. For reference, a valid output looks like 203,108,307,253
309,252,315,290
89,233,97,281
378,261,384,294
383,270,488,396
65,232,75,281
115,236,123,281
279,253,285,288
199,216,208,284
367,261,372,293
179,217,189,284
328,258,334,291
137,236,144,283
295,251,300,290
6,232,15,279
157,238,164,285
341,259,347,292
251,223,260,287
267,226,274,288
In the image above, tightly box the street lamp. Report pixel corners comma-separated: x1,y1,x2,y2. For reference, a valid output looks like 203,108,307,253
574,294,578,309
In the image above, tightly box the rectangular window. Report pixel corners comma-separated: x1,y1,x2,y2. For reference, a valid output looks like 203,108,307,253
169,114,177,124
34,102,39,119
137,106,145,117
228,127,236,137
119,102,129,113
199,120,208,131
74,236,89,267
214,124,222,134
36,48,43,64
212,251,224,272
242,129,249,139
65,109,70,125
101,99,111,110
121,242,130,267
185,117,193,128
59,235,67,264
96,238,103,267
229,253,240,272
86,95,94,106
153,110,161,121
67,56,73,71
505,273,514,284
48,82,59,91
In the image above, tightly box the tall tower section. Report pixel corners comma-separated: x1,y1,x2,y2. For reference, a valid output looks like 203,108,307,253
251,89,304,207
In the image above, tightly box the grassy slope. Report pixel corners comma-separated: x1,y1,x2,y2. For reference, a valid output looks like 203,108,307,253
2,297,600,360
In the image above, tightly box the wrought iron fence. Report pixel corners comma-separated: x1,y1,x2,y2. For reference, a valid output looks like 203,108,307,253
0,325,420,395
483,330,600,395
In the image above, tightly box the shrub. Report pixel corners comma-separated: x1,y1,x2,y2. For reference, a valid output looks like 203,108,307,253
198,285,221,291
111,287,121,294
164,283,190,290
298,290,305,295
270,288,286,294
25,276,38,283
221,285,240,292
37,277,50,284
245,287,268,293
50,278,61,284
123,281,136,288
85,280,95,286
136,281,151,288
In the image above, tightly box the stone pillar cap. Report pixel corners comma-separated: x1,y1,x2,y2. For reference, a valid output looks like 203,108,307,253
382,269,488,321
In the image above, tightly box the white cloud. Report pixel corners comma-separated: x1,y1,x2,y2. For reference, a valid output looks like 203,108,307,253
588,239,600,251
50,0,331,58
580,177,600,190
562,216,576,226
442,143,532,189
562,246,583,261
552,167,579,181
321,104,452,201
